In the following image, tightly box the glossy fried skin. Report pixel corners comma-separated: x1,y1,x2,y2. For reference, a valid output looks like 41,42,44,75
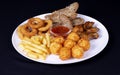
50,42,62,54
77,38,90,51
67,32,80,41
52,36,65,44
64,39,76,49
59,47,71,60
72,45,84,58
83,21,94,29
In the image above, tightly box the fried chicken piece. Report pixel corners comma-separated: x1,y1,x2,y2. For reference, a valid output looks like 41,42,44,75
88,32,99,39
83,21,94,29
64,39,76,49
50,42,62,54
72,45,84,58
86,27,99,33
72,25,84,33
77,38,90,51
59,47,71,60
67,32,80,41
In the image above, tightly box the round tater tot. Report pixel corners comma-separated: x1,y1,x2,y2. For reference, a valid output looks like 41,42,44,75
72,45,84,59
77,38,90,51
59,47,71,60
64,39,76,49
53,36,64,44
67,32,80,42
50,42,62,54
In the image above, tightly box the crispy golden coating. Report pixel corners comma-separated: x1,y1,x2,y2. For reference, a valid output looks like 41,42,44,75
38,20,52,32
77,38,90,51
64,39,76,49
28,18,44,29
72,25,83,33
50,42,62,54
72,45,84,58
59,47,71,60
79,33,89,40
52,36,65,44
21,24,37,37
67,32,80,41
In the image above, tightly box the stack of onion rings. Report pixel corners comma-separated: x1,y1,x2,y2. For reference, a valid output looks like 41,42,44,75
17,18,53,39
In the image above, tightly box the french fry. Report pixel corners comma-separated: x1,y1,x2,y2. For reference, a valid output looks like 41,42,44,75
19,43,25,50
27,51,40,59
24,44,44,54
31,36,41,45
20,42,47,60
42,38,47,45
17,26,24,40
22,40,48,53
23,36,31,42
45,33,50,47
18,32,51,60
38,54,46,60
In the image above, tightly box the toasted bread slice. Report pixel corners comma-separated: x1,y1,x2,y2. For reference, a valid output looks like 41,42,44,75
45,2,79,29
53,2,79,19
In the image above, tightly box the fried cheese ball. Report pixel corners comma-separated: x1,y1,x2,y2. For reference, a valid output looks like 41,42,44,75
50,42,62,54
67,32,80,42
72,45,84,58
59,47,71,60
77,38,90,51
64,39,76,49
53,36,65,44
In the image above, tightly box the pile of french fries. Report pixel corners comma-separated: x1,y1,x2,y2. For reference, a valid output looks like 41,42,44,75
19,33,50,60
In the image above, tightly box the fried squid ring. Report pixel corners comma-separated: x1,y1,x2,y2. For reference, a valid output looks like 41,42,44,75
28,18,44,29
38,20,52,32
21,24,37,37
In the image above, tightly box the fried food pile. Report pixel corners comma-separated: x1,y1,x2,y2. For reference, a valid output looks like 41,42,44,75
73,21,99,40
45,2,84,29
17,2,99,61
50,32,90,60
17,18,52,39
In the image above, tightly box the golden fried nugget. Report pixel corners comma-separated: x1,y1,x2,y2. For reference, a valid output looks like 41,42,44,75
77,38,90,51
64,39,76,49
67,32,80,41
72,45,84,58
59,47,71,60
53,36,65,44
50,42,62,54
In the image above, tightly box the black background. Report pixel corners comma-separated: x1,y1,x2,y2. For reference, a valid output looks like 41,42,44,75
0,0,120,75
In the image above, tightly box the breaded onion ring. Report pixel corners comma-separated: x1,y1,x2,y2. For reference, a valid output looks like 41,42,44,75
38,20,52,31
28,18,44,29
21,24,37,37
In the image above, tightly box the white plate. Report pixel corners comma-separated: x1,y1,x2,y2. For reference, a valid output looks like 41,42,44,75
11,13,109,64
